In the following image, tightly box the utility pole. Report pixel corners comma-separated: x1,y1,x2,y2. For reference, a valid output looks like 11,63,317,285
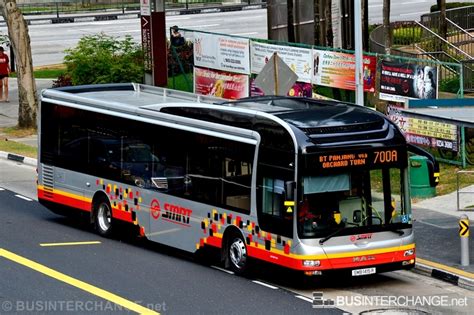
354,0,364,106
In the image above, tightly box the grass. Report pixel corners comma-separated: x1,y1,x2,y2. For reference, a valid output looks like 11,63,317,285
9,64,66,79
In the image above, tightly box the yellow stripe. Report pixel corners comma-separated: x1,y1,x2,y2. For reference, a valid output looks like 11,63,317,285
417,258,474,280
38,185,92,203
40,241,102,247
0,248,159,315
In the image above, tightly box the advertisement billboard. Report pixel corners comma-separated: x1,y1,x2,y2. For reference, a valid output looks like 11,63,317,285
250,42,312,83
194,67,249,100
312,49,376,92
379,61,438,102
193,32,250,75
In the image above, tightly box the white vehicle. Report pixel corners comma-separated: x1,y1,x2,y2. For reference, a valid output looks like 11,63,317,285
38,83,438,276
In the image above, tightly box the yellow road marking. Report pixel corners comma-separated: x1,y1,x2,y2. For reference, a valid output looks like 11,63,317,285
0,248,159,315
417,257,474,279
40,241,102,247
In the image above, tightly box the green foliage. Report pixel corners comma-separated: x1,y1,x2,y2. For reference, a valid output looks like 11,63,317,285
431,2,473,12
393,27,422,45
439,77,461,94
64,33,144,85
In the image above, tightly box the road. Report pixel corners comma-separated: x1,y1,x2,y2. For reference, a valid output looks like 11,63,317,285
0,158,473,314
1,1,471,67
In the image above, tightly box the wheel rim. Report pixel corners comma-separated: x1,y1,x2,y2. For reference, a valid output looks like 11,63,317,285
97,203,111,232
229,238,247,269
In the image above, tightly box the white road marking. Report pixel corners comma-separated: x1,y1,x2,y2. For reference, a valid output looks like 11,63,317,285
15,194,32,201
211,265,234,275
252,280,278,290
295,295,313,303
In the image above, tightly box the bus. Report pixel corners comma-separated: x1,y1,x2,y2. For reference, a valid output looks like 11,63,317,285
38,83,439,277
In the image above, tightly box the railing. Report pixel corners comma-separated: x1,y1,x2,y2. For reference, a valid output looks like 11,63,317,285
16,1,263,15
415,21,473,61
457,171,474,211
421,5,474,32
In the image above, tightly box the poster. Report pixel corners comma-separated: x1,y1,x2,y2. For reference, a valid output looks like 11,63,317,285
194,67,249,100
250,42,312,83
250,80,313,98
379,61,438,102
387,106,458,151
312,50,376,92
193,32,250,75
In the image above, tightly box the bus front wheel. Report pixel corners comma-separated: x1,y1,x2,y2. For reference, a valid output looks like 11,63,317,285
227,236,248,275
94,197,113,237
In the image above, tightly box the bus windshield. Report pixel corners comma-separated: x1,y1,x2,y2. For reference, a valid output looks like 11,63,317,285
298,168,410,239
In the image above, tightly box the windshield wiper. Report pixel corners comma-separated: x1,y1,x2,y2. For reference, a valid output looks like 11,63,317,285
319,226,349,245
386,227,405,236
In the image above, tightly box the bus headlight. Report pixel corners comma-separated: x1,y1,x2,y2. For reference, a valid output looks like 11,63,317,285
303,260,321,267
404,249,414,257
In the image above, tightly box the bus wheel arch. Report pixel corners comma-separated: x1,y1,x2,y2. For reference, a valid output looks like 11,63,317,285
92,192,114,237
222,226,249,275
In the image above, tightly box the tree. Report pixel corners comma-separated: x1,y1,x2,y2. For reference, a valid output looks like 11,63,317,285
0,0,37,128
63,33,144,86
438,0,447,39
383,0,392,55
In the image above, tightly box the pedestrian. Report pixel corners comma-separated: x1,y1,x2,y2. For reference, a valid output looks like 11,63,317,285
0,46,10,102
170,25,184,47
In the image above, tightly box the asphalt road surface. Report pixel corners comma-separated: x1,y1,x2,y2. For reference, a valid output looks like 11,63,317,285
0,158,473,314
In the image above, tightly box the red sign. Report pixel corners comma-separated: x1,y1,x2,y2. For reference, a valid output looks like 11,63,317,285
151,199,161,219
194,67,249,99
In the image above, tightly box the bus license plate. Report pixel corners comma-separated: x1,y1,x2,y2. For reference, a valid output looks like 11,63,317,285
352,267,376,276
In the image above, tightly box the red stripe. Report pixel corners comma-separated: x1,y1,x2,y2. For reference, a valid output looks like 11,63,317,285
112,208,133,223
38,188,90,212
38,187,134,224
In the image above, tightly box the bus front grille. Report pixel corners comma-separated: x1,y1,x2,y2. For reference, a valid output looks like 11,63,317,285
42,165,54,199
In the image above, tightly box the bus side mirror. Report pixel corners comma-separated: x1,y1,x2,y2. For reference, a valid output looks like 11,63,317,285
285,181,295,200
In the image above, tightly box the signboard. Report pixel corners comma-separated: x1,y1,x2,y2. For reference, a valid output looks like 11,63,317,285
312,50,376,92
194,67,249,100
306,147,407,172
250,42,312,83
141,16,152,72
387,106,459,152
253,53,298,96
140,0,151,16
379,61,438,102
193,32,250,75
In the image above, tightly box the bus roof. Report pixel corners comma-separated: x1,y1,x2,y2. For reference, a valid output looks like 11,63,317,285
42,83,403,149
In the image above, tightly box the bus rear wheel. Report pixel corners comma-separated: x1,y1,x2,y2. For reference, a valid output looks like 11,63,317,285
94,197,113,237
227,236,248,275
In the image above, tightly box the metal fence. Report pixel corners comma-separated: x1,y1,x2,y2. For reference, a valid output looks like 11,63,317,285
17,0,264,15
370,23,465,97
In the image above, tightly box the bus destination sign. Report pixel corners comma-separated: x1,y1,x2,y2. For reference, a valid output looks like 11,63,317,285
308,147,406,171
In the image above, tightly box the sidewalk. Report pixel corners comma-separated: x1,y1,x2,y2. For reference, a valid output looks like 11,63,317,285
0,81,473,290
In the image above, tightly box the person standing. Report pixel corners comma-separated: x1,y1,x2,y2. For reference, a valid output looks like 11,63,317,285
0,46,10,102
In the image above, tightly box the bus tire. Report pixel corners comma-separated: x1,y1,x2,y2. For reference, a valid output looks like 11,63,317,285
227,234,248,275
94,196,113,237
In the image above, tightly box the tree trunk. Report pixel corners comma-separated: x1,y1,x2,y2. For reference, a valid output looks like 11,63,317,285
438,0,447,40
383,0,391,55
0,0,38,129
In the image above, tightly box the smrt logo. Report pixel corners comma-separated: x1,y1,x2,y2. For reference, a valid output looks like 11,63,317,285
350,233,373,242
151,199,161,219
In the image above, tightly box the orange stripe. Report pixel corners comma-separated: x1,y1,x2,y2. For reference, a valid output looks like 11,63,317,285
38,187,133,224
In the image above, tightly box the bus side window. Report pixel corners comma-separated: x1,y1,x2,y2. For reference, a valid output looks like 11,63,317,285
262,178,285,217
